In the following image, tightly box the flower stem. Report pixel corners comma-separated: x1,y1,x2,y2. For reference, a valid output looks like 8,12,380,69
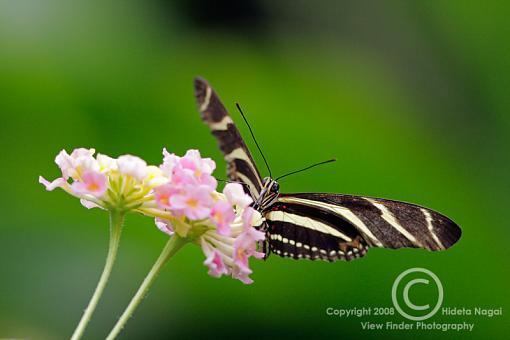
70,210,125,340
106,235,188,340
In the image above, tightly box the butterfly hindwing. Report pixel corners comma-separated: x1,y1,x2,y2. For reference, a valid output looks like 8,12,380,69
264,201,369,261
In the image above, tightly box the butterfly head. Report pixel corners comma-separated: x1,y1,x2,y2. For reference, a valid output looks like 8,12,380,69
254,177,280,211
264,177,279,193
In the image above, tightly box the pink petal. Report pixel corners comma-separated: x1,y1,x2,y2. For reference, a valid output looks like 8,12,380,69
202,158,216,174
232,267,254,285
39,176,66,191
233,250,251,273
247,227,266,242
186,205,211,220
199,174,218,190
237,229,265,257
216,224,231,236
180,149,201,170
180,150,216,177
80,199,103,209
210,200,235,235
233,234,256,273
70,171,107,197
201,239,229,278
155,218,174,236
169,194,188,209
204,250,228,278
193,185,215,202
160,148,180,177
232,224,265,274
172,167,198,186
154,184,179,209
70,148,100,174
54,150,73,179
70,148,95,158
169,185,213,220
242,207,254,228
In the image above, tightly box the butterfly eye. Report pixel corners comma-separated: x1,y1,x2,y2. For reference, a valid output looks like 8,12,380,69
271,182,280,193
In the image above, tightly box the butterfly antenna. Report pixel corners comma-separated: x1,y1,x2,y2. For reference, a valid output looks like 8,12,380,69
235,102,272,178
276,158,336,181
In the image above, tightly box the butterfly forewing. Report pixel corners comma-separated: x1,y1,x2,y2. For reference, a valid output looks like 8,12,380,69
194,77,263,199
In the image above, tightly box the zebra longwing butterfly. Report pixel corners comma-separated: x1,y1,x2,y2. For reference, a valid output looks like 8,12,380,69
194,77,461,261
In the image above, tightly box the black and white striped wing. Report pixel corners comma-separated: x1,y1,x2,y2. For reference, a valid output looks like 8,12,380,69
265,193,461,261
194,77,263,199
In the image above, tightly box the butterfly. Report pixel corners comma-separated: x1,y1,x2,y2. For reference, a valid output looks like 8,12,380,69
194,77,461,261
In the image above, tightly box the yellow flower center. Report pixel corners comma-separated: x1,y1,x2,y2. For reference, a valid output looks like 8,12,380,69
159,195,169,206
213,211,222,220
186,198,198,208
87,182,99,192
237,247,246,260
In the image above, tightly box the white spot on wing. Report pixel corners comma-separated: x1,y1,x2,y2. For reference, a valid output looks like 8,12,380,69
209,115,233,131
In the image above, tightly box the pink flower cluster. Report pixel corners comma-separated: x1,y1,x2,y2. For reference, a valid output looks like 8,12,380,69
155,149,218,221
41,147,266,284
39,148,165,210
154,149,265,284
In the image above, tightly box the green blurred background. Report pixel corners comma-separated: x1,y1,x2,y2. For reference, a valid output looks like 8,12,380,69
1,0,509,339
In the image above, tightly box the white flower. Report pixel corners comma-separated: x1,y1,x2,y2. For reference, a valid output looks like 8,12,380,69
224,183,253,208
55,148,99,180
144,166,168,187
117,155,148,181
97,154,118,172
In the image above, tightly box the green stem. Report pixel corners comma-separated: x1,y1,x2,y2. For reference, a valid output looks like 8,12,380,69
70,210,125,340
106,235,188,340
